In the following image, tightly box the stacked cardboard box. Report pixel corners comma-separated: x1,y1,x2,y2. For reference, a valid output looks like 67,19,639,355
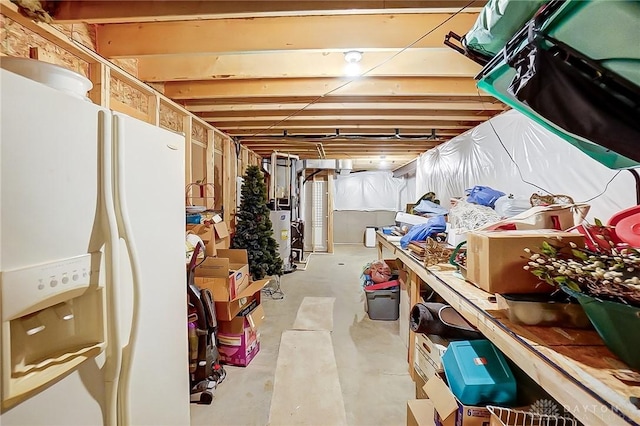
194,248,268,367
466,230,585,294
186,221,230,256
413,334,448,383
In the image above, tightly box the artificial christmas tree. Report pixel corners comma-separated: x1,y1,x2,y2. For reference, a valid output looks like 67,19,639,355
231,165,283,280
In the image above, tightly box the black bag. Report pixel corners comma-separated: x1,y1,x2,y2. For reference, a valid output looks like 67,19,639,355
410,302,483,339
508,41,640,163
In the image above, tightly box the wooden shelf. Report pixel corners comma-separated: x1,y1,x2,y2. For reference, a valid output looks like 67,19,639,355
376,232,640,426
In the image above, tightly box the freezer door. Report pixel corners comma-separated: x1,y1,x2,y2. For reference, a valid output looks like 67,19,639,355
112,113,190,426
0,69,107,425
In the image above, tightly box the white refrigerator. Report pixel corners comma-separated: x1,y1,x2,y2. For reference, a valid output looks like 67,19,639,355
0,69,190,425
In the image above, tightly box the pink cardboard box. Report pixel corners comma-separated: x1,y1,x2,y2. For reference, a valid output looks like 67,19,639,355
217,303,264,367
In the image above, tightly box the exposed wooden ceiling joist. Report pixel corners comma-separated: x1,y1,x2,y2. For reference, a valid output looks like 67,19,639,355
221,128,464,136
164,77,482,99
52,1,485,24
96,13,479,58
213,119,476,129
181,95,500,105
49,1,502,170
184,101,505,113
197,110,494,120
137,48,481,82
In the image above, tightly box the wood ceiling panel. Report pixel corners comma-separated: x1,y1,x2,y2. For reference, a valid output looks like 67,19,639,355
96,12,479,57
185,101,505,113
181,95,500,105
137,48,481,82
58,3,502,169
212,119,476,129
53,1,485,23
164,77,481,99
222,128,463,136
197,111,494,120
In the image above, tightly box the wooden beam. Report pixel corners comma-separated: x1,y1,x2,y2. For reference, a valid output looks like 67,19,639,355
206,129,215,206
110,98,148,122
222,136,234,225
148,93,160,126
88,62,110,107
186,101,506,113
184,116,193,187
54,1,485,23
243,142,441,148
183,95,502,106
212,119,478,129
226,128,462,136
165,77,481,100
137,48,481,82
96,12,479,57
199,113,493,122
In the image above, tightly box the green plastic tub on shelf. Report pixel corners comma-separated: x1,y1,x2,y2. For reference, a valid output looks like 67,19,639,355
476,0,640,170
562,286,640,370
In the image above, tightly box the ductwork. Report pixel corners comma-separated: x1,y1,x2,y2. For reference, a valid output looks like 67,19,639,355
296,159,353,175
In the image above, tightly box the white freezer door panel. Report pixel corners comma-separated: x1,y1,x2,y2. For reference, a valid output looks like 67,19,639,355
0,70,106,270
0,70,106,425
112,113,190,426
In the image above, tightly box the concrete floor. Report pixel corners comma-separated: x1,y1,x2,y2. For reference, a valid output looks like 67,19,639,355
191,244,414,425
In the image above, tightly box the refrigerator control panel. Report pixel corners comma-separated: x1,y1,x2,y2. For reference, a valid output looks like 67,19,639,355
1,253,95,321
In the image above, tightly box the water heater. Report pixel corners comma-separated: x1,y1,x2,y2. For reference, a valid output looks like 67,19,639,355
270,210,292,272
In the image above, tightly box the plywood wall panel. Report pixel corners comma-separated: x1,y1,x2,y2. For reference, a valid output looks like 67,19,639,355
192,121,206,144
110,75,148,113
159,102,184,133
0,15,88,76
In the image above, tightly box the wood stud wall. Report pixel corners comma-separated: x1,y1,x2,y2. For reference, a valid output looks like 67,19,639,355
0,2,261,237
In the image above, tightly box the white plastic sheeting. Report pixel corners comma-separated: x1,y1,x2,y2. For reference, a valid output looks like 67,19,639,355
334,171,406,211
416,110,638,222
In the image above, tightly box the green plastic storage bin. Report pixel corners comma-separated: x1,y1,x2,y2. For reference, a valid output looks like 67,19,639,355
476,0,640,170
442,339,517,406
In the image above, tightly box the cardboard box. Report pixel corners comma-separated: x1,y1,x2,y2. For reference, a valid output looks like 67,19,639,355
446,223,467,248
213,221,230,249
395,211,432,227
217,303,264,367
194,249,250,300
425,374,491,426
407,399,435,426
214,279,269,321
414,334,448,379
186,224,216,256
415,370,428,399
466,230,585,294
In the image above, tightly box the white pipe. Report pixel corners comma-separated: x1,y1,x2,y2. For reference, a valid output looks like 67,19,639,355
100,111,121,426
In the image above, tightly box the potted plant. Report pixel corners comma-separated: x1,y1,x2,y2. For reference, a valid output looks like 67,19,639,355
524,225,640,369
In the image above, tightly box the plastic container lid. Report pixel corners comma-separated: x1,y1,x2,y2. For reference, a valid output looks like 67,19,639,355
0,57,92,100
442,339,517,406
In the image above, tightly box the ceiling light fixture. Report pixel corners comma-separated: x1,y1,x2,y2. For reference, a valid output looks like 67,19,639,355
344,50,363,77
344,50,363,63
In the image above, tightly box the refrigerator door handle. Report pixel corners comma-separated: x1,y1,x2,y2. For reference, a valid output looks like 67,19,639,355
100,111,122,426
112,114,142,426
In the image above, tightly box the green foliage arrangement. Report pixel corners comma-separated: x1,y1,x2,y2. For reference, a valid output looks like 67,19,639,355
231,165,283,280
524,235,640,307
